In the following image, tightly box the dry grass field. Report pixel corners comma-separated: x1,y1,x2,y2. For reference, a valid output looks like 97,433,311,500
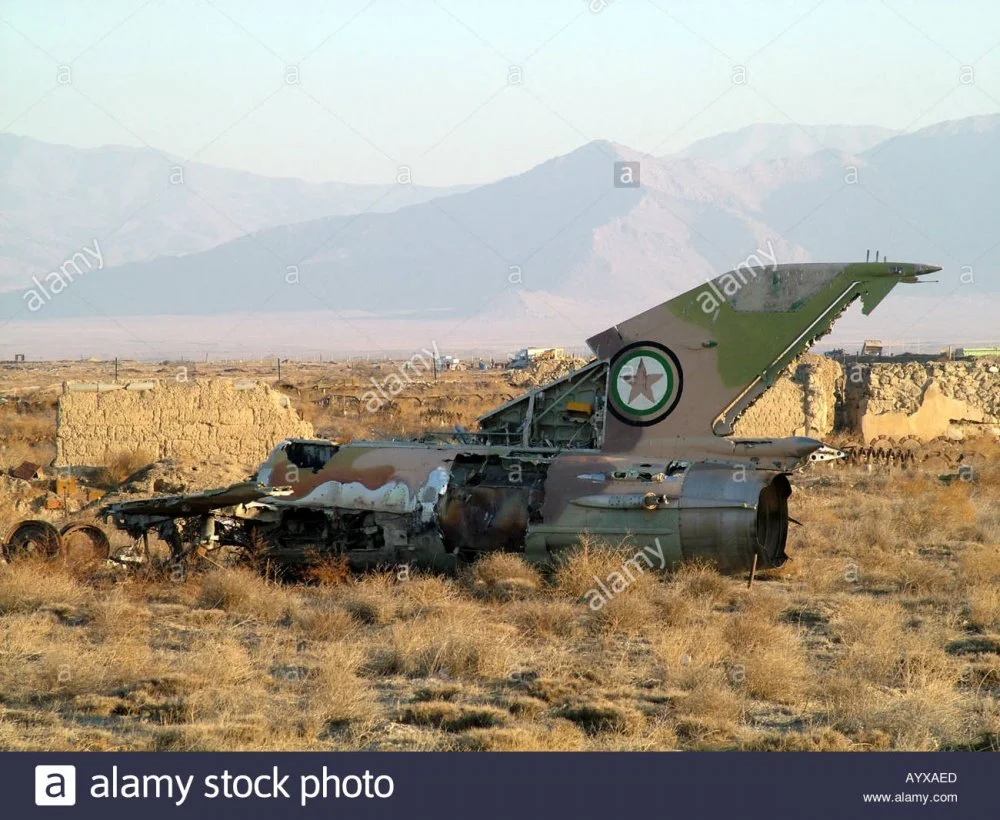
1,360,998,752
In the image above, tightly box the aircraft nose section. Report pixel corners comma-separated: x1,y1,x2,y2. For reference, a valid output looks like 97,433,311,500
914,263,942,275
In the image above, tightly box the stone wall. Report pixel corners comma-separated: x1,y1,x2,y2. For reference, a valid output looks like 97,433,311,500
733,355,843,438
51,361,1000,464
847,360,1000,442
56,380,314,468
732,357,1000,442
853,361,1000,419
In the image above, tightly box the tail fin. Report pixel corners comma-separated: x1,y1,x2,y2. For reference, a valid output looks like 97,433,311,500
588,261,939,452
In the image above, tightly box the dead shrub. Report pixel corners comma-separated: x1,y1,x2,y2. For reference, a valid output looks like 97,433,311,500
292,604,356,642
589,590,657,635
827,678,972,750
720,607,813,703
556,700,645,736
339,573,397,625
672,673,744,726
653,618,727,690
741,648,812,703
0,406,55,469
299,644,378,737
926,482,979,539
967,586,1000,631
396,575,458,619
829,598,957,692
0,612,59,668
99,448,155,485
645,586,695,626
411,682,463,702
399,702,507,733
505,600,580,639
467,553,541,601
196,568,294,622
849,547,955,597
798,552,858,595
86,588,151,641
830,595,902,643
670,560,730,604
176,635,257,688
0,558,87,614
610,721,679,751
723,612,782,656
958,544,1000,587
301,553,351,586
368,617,516,681
495,694,548,718
553,541,640,600
732,588,788,621
894,558,957,598
879,481,979,542
455,721,587,751
22,630,156,700
742,728,854,752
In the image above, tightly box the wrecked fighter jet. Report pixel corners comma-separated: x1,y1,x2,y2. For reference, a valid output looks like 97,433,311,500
98,260,940,575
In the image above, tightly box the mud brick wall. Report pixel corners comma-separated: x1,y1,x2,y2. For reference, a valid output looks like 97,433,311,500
847,360,1000,442
853,361,1000,419
733,355,843,438
56,380,314,467
733,356,1000,442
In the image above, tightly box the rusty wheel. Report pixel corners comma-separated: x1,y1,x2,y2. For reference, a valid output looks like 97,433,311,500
957,449,988,467
921,450,954,472
3,519,62,560
59,522,111,566
897,437,921,469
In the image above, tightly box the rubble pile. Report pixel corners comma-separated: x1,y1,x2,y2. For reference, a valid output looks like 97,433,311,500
504,357,591,389
116,458,255,496
97,457,257,510
0,472,41,520
858,360,1000,421
735,356,1000,442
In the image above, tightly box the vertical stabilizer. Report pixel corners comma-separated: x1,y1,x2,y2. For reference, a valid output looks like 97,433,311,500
587,261,939,453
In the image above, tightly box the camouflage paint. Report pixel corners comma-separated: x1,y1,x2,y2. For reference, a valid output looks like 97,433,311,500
589,261,939,450
98,260,937,575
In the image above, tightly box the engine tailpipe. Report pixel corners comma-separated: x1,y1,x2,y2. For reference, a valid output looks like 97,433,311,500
678,465,791,573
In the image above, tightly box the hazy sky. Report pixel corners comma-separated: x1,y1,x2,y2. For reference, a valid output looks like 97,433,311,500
2,0,999,185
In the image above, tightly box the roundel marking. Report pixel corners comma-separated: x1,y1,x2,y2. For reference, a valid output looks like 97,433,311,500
607,341,684,427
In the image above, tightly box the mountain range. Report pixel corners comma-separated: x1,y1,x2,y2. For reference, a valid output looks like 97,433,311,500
0,133,468,292
672,123,900,170
1,116,997,357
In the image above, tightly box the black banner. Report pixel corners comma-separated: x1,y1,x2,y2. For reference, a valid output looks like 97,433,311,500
11,751,991,818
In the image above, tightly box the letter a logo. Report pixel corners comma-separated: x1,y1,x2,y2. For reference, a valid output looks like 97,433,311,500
35,765,76,806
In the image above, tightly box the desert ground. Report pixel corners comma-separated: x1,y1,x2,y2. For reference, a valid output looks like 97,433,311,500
0,359,998,752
